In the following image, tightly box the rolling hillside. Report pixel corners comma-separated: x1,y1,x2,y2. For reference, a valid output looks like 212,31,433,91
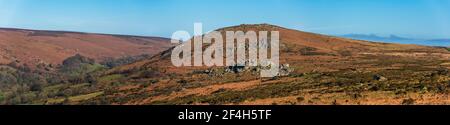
77,24,450,105
1,24,449,105
107,24,449,75
0,28,174,67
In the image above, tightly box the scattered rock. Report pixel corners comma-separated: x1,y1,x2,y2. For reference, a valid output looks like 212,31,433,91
278,64,293,76
225,65,247,73
373,74,388,81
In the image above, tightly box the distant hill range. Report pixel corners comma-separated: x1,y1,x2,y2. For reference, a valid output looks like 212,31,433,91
341,34,450,47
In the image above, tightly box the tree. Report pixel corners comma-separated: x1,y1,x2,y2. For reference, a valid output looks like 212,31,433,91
30,83,43,92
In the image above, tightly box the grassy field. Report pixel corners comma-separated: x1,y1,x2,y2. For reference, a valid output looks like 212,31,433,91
46,91,104,104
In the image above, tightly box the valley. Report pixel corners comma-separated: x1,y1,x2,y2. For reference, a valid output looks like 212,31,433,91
0,24,449,105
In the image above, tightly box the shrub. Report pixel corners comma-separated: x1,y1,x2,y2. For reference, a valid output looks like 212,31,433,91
177,79,188,85
0,92,4,102
140,70,162,78
102,54,151,68
296,96,305,102
339,50,352,57
402,98,415,105
30,83,43,92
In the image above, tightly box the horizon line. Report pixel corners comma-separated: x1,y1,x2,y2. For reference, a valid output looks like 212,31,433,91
1,25,449,41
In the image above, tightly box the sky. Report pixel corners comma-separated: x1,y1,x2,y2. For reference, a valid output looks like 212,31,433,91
1,0,450,39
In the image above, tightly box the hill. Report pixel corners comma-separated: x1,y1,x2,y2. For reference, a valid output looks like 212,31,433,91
0,28,174,67
1,24,449,105
108,24,449,75
77,24,449,105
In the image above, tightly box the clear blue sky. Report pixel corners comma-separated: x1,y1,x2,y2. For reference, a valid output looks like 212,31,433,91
1,0,449,39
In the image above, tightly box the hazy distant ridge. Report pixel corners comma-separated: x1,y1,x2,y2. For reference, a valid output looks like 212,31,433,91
341,34,450,47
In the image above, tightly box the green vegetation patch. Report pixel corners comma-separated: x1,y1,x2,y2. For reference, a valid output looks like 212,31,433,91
43,84,65,92
46,91,104,104
69,91,104,102
70,83,90,89
98,74,124,83
46,98,65,104
65,63,106,77
0,92,4,102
